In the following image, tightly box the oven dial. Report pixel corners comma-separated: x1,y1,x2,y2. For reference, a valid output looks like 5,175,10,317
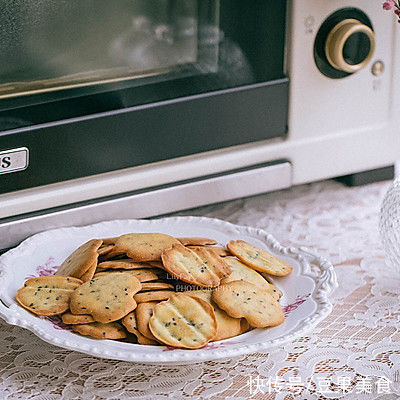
314,8,375,79
325,19,375,73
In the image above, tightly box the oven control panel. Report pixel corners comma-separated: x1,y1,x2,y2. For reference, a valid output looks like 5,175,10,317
288,0,397,140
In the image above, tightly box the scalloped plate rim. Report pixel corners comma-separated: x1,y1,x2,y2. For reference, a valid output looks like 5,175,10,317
0,216,338,364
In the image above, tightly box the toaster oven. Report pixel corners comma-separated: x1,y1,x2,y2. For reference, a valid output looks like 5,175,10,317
1,0,399,249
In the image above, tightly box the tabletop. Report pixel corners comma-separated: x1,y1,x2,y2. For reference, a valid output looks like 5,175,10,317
0,179,399,400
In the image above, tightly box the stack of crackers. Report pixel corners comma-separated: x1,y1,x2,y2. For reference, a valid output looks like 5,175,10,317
16,233,292,349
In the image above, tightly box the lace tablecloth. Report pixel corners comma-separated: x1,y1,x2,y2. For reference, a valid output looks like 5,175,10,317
1,180,399,399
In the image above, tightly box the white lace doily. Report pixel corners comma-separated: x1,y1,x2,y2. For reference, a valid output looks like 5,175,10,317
0,180,399,399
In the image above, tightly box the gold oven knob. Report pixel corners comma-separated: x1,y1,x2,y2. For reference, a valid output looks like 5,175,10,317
325,18,375,73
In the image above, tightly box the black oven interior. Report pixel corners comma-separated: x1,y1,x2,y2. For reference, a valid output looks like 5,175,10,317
0,0,288,195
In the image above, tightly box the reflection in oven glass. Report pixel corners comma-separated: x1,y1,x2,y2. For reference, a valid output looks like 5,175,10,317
0,0,220,99
109,15,197,73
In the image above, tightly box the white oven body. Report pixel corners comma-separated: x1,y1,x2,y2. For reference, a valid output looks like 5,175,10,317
1,0,399,248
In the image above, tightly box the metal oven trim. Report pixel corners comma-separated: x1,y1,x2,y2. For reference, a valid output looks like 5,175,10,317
0,160,292,250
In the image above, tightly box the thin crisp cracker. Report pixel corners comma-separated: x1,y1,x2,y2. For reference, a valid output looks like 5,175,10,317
149,293,217,349
134,290,175,303
93,269,158,282
122,312,159,345
227,240,293,276
79,260,97,282
16,276,82,316
97,245,114,256
178,237,218,246
97,260,154,270
56,239,103,278
221,257,271,290
212,280,285,328
187,246,231,257
73,322,127,339
161,243,223,288
188,289,241,341
62,311,95,324
140,282,174,291
21,275,82,290
70,272,141,322
135,302,159,341
107,233,179,261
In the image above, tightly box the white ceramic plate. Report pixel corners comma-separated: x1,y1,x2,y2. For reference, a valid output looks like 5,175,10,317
0,217,337,364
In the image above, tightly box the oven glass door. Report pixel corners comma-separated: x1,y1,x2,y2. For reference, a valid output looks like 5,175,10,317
0,0,218,100
0,0,287,124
